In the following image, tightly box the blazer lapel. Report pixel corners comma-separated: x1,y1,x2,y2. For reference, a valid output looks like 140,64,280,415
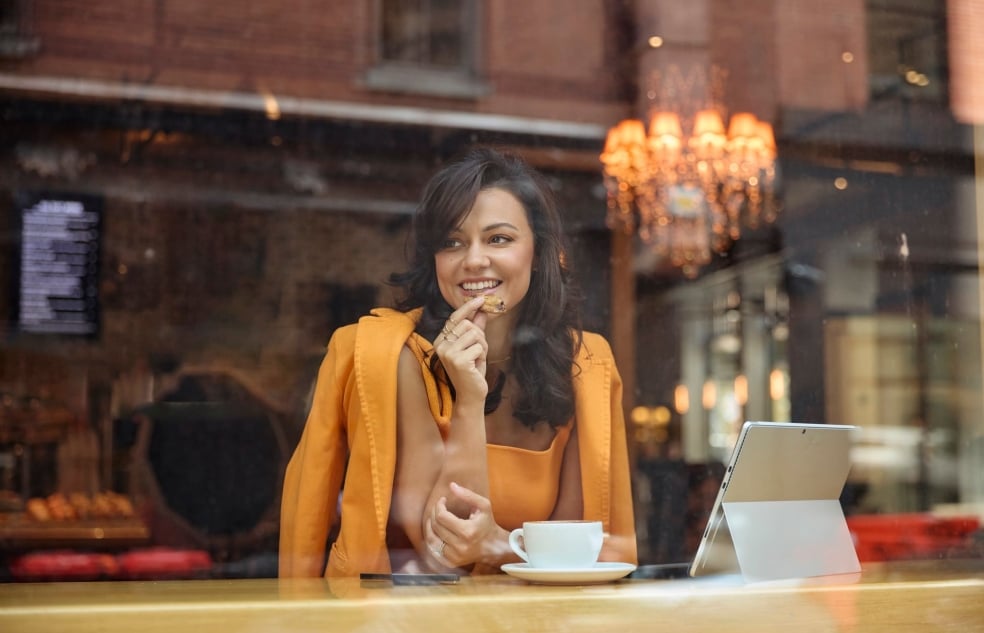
574,343,614,528
353,309,417,542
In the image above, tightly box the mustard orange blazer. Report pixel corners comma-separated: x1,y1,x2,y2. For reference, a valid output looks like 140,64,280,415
279,308,637,577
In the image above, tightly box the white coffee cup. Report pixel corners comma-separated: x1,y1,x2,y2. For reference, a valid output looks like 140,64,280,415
508,520,604,569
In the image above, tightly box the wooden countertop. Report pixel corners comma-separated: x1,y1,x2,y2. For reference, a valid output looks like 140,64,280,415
1,560,981,632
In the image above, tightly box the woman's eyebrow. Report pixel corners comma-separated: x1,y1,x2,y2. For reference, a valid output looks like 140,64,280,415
447,221,520,235
481,222,520,232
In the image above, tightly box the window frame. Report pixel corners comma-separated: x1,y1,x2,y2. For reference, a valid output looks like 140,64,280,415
0,0,41,59
364,0,490,99
866,0,949,104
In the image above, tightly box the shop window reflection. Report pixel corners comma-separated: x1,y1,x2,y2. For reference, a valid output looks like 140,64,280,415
369,0,487,98
663,261,792,464
826,314,967,514
380,0,471,69
0,0,40,59
0,0,981,589
867,0,948,103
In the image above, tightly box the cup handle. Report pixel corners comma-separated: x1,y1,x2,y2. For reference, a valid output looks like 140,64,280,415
508,528,529,563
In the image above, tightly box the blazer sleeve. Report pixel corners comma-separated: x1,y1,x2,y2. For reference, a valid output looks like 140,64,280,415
601,352,639,565
279,335,351,578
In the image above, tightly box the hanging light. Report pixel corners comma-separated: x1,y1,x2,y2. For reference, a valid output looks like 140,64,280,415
600,106,779,278
701,380,717,410
673,384,690,414
769,367,787,401
734,374,748,407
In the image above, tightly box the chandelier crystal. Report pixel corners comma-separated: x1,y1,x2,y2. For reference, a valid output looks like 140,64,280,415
600,108,779,278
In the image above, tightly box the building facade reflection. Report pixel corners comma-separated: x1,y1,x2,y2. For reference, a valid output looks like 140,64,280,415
0,0,981,578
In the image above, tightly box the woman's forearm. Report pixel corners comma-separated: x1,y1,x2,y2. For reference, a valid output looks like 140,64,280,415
431,398,489,517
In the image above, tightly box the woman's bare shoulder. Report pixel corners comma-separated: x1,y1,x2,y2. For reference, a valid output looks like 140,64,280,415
397,345,429,391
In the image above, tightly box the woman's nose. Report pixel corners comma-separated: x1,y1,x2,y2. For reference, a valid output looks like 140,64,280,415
463,243,490,269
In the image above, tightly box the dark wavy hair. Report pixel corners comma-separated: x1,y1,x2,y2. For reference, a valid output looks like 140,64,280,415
389,147,583,430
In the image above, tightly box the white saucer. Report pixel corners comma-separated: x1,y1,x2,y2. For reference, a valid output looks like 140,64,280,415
501,562,637,585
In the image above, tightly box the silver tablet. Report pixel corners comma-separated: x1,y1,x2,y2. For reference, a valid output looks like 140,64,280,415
689,421,861,580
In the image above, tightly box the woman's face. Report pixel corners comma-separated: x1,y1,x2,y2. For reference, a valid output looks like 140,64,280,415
434,187,535,317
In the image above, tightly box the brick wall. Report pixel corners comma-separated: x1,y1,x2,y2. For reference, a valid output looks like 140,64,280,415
8,0,627,125
773,0,869,112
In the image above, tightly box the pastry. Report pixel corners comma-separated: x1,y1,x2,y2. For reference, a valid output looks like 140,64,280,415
480,294,506,313
26,498,51,522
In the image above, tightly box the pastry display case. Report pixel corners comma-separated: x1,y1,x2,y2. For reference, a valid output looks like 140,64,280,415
0,491,149,551
0,392,151,580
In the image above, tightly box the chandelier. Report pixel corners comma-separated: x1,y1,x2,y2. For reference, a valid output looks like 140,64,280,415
600,108,779,278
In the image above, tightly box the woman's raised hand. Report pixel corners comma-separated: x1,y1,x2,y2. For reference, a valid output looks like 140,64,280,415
434,296,489,403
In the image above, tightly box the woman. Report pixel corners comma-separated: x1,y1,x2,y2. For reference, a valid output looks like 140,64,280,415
279,148,636,577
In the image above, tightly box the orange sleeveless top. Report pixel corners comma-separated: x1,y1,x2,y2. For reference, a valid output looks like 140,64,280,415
486,423,573,530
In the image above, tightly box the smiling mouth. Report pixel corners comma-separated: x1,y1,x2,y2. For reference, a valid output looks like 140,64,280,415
461,281,501,294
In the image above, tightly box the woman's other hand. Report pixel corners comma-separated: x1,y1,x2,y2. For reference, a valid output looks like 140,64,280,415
424,482,513,570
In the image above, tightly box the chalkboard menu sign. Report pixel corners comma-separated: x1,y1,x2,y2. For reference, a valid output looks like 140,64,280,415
16,191,102,336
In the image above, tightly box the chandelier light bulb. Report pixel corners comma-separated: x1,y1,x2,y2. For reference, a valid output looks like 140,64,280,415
600,95,779,277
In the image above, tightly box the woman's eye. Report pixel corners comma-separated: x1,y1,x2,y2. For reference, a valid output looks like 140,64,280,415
440,238,462,249
489,235,512,245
